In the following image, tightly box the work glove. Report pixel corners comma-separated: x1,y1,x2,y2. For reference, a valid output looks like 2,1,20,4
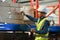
21,11,26,15
30,28,35,33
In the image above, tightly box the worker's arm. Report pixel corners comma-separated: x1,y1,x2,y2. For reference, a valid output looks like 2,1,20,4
25,14,37,22
21,11,37,22
36,20,50,34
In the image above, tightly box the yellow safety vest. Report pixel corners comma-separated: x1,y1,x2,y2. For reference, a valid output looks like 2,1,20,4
35,18,49,40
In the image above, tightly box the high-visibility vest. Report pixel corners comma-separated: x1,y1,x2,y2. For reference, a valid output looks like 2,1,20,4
35,18,49,40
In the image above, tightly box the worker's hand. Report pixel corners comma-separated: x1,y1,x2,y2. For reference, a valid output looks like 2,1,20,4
21,11,26,15
30,28,35,33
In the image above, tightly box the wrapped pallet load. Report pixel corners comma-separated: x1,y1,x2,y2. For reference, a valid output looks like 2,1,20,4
0,8,24,24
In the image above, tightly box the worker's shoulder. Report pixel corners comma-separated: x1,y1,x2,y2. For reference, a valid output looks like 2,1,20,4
45,20,50,23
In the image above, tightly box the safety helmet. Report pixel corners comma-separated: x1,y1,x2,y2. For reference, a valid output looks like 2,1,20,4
37,6,48,14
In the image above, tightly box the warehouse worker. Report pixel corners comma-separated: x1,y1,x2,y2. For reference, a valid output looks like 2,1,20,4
22,7,50,40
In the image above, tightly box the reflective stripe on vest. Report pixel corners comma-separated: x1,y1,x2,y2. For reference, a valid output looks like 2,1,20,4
36,18,48,31
36,18,49,38
36,32,49,38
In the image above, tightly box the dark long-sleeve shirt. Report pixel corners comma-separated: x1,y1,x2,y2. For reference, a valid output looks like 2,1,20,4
25,15,50,34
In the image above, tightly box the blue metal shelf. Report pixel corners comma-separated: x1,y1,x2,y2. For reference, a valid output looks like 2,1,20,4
0,23,30,31
0,23,60,33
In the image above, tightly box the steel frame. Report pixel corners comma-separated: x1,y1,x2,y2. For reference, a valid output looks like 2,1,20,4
30,0,60,26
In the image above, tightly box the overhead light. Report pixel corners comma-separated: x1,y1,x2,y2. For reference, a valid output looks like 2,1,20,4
1,0,5,2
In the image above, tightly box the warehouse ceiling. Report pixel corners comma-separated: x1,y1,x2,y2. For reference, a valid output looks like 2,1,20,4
17,0,57,2
0,0,58,4
0,0,58,7
17,0,58,6
17,0,57,3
